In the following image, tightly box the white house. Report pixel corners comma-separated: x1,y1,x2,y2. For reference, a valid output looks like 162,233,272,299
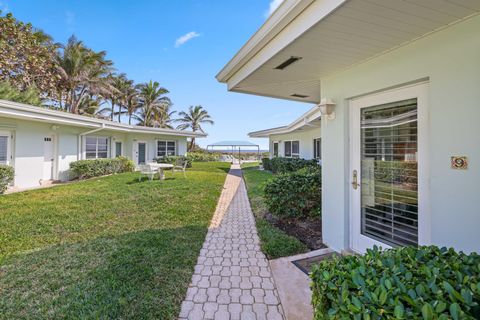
249,106,321,160
218,0,480,254
0,100,205,189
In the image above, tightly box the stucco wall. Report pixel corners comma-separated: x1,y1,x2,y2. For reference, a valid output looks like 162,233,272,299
320,15,480,253
268,127,320,159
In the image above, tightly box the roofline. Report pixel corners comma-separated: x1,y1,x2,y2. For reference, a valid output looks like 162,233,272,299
249,105,320,137
216,0,313,83
0,100,206,138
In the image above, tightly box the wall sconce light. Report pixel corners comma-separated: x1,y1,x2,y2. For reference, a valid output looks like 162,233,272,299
318,98,336,120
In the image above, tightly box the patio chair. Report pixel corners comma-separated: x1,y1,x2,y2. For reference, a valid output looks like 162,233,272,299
173,158,188,177
138,164,155,181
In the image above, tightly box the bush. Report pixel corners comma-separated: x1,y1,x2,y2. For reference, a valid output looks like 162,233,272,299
261,158,272,171
264,166,321,218
311,246,480,320
155,155,192,168
0,164,14,194
70,157,135,180
268,157,319,174
186,152,219,162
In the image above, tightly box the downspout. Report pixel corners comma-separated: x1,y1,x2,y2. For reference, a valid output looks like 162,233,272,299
77,124,106,160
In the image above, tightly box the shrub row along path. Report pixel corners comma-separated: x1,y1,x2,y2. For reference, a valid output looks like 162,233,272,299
179,164,285,320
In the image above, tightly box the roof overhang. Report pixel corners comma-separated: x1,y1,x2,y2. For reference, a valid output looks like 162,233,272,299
249,105,321,138
0,100,206,138
217,0,480,103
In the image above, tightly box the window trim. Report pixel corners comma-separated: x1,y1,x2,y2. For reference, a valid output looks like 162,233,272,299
0,130,12,165
284,140,300,158
85,136,110,160
156,140,177,158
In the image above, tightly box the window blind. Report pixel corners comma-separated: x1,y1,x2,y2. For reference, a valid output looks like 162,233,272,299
361,98,418,247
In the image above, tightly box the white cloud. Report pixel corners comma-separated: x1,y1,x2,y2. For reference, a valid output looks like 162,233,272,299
264,0,283,18
174,31,200,48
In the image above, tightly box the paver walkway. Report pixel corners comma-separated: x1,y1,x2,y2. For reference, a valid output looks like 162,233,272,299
179,165,285,320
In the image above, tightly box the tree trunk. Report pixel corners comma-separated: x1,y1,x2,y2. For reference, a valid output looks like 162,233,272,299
118,106,122,123
129,114,132,125
111,99,115,121
189,137,196,152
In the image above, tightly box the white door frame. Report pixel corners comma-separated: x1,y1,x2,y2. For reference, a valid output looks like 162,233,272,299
349,82,430,253
42,133,58,181
134,141,148,165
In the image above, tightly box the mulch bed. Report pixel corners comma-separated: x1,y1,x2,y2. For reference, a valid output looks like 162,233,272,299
265,213,326,250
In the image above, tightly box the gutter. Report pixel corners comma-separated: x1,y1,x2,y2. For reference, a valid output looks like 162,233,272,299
77,124,106,160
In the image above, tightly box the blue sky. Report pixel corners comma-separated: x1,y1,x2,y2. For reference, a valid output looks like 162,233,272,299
1,0,312,149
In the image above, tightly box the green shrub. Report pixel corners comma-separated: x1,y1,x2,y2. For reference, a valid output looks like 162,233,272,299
70,157,134,180
155,155,192,168
264,166,321,218
268,157,319,174
311,246,480,320
0,164,14,194
261,158,272,171
117,156,135,173
186,152,219,162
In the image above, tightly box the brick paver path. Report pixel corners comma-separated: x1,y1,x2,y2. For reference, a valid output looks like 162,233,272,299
179,165,285,320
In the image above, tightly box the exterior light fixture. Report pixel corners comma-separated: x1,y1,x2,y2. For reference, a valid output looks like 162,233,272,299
318,98,336,120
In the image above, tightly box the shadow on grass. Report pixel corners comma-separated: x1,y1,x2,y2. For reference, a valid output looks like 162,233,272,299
126,176,178,185
0,226,206,319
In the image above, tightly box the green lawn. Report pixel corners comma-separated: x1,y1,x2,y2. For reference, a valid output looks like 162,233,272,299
0,162,230,319
241,163,308,259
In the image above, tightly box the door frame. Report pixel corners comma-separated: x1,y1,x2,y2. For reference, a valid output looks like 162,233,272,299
42,133,58,181
349,82,431,253
134,140,148,165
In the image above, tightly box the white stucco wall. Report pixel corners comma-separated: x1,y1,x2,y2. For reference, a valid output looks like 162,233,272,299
0,116,191,188
268,127,320,159
320,15,480,253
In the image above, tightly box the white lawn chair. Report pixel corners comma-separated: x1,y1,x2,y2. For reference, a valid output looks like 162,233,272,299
138,164,155,181
173,158,188,177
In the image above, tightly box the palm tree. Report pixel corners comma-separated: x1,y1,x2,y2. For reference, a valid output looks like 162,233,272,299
135,80,171,127
176,105,214,151
124,83,140,125
101,73,133,122
54,35,114,114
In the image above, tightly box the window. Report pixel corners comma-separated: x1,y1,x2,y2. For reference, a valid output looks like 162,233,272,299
284,140,300,158
86,137,109,159
115,142,122,157
157,140,176,157
273,142,279,157
0,134,8,164
313,138,321,159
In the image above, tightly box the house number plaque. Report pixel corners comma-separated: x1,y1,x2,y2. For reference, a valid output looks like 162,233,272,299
451,156,468,170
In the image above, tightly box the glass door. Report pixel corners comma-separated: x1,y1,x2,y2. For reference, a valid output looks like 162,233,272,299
360,99,418,247
350,83,429,253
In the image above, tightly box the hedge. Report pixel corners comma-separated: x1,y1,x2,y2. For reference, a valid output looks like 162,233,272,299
261,158,272,171
264,166,321,218
186,152,219,162
311,246,480,320
155,155,192,168
263,157,319,174
0,164,14,194
70,156,135,180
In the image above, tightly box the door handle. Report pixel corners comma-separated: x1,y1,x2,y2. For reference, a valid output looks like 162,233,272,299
352,169,359,190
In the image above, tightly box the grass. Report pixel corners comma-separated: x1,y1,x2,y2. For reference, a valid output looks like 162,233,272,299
0,162,230,319
241,163,308,259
